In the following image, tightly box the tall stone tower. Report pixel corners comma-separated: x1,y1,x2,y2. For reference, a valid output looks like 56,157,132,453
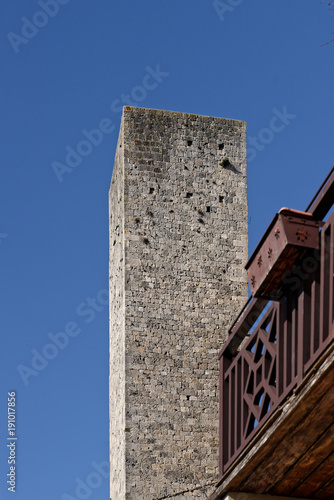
109,107,248,499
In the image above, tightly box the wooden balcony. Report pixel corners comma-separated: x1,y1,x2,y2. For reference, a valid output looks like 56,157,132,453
211,168,334,500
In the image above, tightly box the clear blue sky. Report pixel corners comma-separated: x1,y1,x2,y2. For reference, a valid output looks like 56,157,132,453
0,1,333,499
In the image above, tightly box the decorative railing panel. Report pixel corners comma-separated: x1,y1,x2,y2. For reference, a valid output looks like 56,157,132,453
219,200,334,475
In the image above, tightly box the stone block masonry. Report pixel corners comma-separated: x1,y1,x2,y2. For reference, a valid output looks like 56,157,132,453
109,107,248,499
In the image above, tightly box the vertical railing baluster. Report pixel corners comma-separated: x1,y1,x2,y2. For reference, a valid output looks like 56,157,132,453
297,285,305,383
278,300,285,398
310,268,316,362
302,273,312,376
325,224,331,343
291,292,297,384
282,294,288,395
219,355,223,475
315,258,321,352
234,362,238,453
236,358,241,450
320,225,330,345
329,221,334,334
221,354,231,474
242,356,249,443
241,355,245,446
230,368,235,462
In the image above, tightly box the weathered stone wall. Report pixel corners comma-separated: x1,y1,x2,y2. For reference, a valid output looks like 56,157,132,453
110,120,126,499
109,107,248,500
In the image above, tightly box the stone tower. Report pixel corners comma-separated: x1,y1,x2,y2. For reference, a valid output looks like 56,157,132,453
109,107,248,499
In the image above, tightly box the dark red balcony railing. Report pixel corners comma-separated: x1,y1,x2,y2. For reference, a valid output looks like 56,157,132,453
219,168,334,475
